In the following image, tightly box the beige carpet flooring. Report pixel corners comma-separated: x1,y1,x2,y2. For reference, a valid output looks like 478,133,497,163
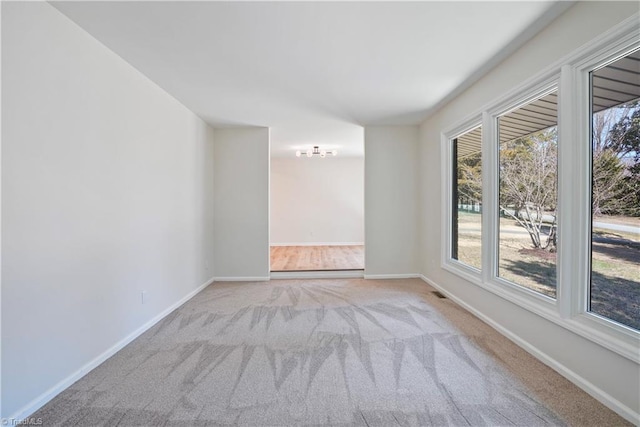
32,278,629,426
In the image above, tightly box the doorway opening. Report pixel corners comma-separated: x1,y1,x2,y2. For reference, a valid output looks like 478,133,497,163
269,138,364,272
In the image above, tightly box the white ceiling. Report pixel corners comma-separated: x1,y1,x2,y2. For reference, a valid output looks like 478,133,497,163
52,1,569,158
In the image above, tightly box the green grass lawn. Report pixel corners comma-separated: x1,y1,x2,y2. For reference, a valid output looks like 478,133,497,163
455,213,639,330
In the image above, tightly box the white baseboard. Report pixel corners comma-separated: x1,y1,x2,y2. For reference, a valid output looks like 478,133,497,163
8,276,215,422
364,273,421,280
418,275,639,425
270,270,364,280
213,276,271,282
270,242,364,247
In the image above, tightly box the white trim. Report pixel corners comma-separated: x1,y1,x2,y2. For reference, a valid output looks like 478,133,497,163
440,128,450,274
441,114,484,143
556,64,579,319
486,78,559,118
8,276,215,422
442,260,480,286
439,261,638,361
568,33,640,340
569,14,640,73
438,12,640,362
270,270,364,280
419,275,639,425
481,111,495,285
266,129,272,286
269,242,364,247
440,115,483,279
213,276,271,282
363,273,420,280
438,13,639,139
0,3,3,416
485,76,560,300
446,13,640,135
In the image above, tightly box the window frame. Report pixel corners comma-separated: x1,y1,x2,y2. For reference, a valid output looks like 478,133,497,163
441,116,483,283
487,82,560,302
564,36,640,348
440,14,640,362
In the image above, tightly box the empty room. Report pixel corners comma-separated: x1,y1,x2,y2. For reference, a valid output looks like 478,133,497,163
270,136,365,274
2,1,639,426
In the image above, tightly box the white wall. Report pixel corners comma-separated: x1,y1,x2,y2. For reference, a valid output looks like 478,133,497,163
364,126,419,277
213,128,270,279
418,1,640,421
1,2,215,418
270,157,364,245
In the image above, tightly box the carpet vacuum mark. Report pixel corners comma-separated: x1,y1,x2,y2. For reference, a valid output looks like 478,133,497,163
34,279,566,426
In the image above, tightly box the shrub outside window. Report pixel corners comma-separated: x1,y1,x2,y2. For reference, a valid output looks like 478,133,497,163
497,91,558,299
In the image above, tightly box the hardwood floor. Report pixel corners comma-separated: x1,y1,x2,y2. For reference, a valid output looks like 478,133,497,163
270,245,364,271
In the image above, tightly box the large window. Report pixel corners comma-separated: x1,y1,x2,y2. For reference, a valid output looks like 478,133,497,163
442,18,640,359
589,50,640,331
452,126,482,270
498,91,558,298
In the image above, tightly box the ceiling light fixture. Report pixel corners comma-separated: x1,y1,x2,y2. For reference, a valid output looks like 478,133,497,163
295,146,338,158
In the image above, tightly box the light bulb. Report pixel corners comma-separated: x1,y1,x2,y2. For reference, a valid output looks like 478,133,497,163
331,150,338,156
306,149,313,157
295,150,301,157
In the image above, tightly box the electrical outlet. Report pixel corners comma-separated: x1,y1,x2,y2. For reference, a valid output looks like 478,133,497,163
141,291,148,305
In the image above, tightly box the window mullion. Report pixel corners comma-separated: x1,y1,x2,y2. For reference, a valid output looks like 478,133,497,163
481,111,496,283
557,65,574,318
574,64,592,319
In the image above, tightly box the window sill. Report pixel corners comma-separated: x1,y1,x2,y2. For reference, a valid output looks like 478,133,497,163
442,259,640,363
